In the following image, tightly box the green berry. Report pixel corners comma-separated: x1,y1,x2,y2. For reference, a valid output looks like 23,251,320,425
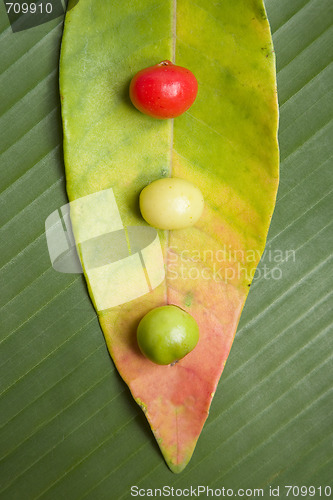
137,305,199,365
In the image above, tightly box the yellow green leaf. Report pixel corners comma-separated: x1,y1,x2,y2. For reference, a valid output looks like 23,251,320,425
60,0,279,472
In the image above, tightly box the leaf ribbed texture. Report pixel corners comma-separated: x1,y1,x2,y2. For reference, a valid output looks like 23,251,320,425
0,0,332,497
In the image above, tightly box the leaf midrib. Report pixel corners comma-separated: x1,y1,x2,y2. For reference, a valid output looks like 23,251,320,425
166,0,177,304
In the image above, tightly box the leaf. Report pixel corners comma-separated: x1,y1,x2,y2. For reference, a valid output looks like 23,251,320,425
60,0,278,473
0,0,332,496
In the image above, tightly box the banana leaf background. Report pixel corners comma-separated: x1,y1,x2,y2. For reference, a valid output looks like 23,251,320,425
0,0,332,498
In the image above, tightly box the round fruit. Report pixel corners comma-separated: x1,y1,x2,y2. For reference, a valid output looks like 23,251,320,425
140,177,204,230
137,305,199,365
129,60,198,119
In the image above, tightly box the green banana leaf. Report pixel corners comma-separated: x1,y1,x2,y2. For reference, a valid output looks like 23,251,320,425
0,0,332,496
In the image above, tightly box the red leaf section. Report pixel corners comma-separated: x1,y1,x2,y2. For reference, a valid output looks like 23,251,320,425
100,262,246,472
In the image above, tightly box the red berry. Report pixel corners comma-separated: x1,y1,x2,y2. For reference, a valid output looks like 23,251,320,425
129,60,198,119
